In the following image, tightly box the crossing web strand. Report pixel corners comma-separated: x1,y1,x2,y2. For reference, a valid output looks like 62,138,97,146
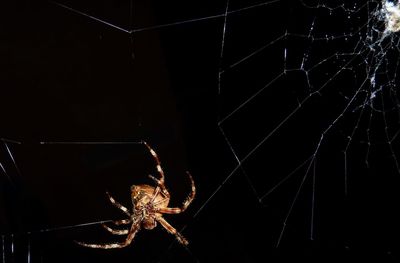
1,0,400,262
214,0,400,247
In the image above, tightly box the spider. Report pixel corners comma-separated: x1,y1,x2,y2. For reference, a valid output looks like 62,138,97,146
76,141,196,248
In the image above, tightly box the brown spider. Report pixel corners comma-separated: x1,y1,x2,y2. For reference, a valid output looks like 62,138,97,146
76,141,195,248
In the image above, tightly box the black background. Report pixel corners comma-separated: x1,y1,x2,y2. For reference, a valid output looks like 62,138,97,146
1,0,399,262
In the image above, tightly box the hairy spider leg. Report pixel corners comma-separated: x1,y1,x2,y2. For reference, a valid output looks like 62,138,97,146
106,192,131,217
143,141,165,183
109,219,132,226
143,141,170,198
157,172,195,214
101,218,132,235
157,216,188,246
148,174,171,206
101,224,129,235
76,221,141,249
149,181,161,203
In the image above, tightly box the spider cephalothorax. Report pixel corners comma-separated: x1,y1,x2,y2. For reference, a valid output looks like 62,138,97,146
76,141,195,248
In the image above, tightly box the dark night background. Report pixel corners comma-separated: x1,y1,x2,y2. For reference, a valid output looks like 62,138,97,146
1,0,399,262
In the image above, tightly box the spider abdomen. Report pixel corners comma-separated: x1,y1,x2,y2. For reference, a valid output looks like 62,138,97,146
131,184,170,209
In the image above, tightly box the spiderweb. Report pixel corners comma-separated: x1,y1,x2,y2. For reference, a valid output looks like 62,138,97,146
1,0,400,262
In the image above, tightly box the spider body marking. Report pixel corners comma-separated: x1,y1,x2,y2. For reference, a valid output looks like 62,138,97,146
76,141,195,248
130,184,169,230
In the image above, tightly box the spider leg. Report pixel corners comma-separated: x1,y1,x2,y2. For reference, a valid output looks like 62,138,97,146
150,183,161,203
101,219,132,235
75,222,140,249
157,172,195,214
144,141,170,198
106,192,131,217
157,217,188,246
149,174,170,198
101,224,129,235
110,219,132,226
143,141,168,187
